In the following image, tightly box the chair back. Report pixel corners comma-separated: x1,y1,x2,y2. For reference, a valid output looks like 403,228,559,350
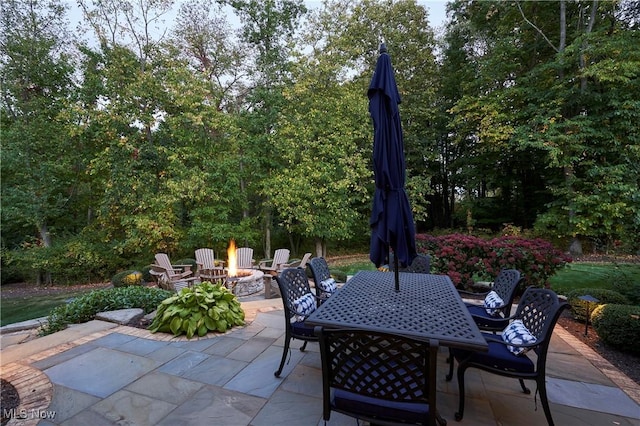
409,254,431,274
316,327,439,426
308,257,334,301
272,248,290,269
155,253,173,271
491,269,523,317
389,253,431,273
514,287,568,360
236,247,254,269
275,268,315,324
297,252,312,269
194,248,215,270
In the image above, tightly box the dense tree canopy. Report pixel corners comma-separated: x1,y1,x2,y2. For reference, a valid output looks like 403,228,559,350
2,0,638,284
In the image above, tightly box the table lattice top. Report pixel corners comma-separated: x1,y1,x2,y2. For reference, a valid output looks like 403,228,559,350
307,270,488,351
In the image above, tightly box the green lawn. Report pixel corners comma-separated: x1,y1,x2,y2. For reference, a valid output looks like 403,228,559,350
547,262,640,295
1,290,94,327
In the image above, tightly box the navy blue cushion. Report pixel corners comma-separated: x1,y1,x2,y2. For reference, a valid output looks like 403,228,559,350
291,320,315,337
452,333,535,373
332,389,429,424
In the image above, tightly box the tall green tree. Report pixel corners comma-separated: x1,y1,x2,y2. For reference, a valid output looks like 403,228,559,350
1,0,77,282
442,0,639,252
222,0,308,257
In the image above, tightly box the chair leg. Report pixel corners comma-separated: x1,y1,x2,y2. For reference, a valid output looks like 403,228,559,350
519,378,531,394
274,334,291,377
538,378,554,426
454,364,467,421
300,341,308,352
445,348,454,381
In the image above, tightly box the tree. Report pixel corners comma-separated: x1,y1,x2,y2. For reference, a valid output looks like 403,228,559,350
222,0,308,257
1,0,77,283
265,57,371,257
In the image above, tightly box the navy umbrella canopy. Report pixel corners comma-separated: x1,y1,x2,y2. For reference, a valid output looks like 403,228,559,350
368,43,417,290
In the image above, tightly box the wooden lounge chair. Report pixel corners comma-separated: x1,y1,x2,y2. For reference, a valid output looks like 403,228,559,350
150,253,198,291
236,247,256,269
194,248,227,283
258,248,290,275
282,252,311,269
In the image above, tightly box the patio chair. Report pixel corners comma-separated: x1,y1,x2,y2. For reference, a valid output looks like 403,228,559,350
273,267,320,378
281,252,312,270
308,256,337,303
389,253,431,273
236,247,256,269
194,248,227,283
460,269,523,332
446,287,569,425
258,248,290,275
150,254,198,291
315,326,445,426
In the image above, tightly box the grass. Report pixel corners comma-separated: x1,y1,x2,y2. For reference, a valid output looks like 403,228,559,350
547,262,640,295
1,292,84,327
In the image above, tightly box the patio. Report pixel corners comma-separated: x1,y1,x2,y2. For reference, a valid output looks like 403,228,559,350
1,297,639,426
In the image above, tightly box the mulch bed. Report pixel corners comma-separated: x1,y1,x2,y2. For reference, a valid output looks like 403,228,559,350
1,378,20,425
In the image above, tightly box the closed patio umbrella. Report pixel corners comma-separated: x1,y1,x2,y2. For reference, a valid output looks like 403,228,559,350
368,43,417,291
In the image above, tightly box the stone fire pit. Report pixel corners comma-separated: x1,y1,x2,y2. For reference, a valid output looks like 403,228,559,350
227,269,264,297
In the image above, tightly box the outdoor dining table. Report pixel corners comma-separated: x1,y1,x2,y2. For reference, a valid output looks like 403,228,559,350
307,270,488,352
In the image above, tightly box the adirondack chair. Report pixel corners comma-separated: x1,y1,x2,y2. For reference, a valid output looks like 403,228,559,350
259,248,290,275
150,253,198,291
282,252,311,270
236,247,256,269
194,248,227,282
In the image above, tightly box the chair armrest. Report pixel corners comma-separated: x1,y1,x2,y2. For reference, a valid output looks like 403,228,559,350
484,334,541,349
173,264,192,272
458,289,490,299
258,259,273,268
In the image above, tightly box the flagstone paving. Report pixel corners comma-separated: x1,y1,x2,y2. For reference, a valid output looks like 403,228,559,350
1,297,638,426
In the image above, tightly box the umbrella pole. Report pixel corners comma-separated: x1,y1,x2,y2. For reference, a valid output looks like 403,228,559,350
394,253,400,292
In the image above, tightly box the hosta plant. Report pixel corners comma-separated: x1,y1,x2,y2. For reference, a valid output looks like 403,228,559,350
148,281,245,339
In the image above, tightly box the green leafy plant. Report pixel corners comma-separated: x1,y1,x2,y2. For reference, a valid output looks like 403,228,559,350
111,270,144,287
566,288,629,322
148,281,245,339
592,304,640,353
40,286,173,335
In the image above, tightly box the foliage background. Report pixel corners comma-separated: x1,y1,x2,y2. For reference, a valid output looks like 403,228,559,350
2,0,639,285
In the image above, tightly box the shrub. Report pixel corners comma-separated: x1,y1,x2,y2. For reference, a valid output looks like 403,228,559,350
140,265,155,283
592,304,640,353
488,236,572,288
40,286,173,335
174,258,197,273
111,270,144,287
416,234,491,287
415,233,570,290
566,288,629,322
148,281,245,339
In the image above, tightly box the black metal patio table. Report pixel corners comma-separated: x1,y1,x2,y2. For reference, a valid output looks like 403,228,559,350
307,270,488,352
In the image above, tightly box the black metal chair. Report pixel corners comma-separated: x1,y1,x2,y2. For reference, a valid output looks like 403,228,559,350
446,287,569,425
460,269,523,332
273,267,320,378
315,326,446,426
308,256,337,304
389,253,432,274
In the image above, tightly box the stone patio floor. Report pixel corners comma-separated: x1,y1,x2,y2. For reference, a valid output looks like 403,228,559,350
1,297,639,426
